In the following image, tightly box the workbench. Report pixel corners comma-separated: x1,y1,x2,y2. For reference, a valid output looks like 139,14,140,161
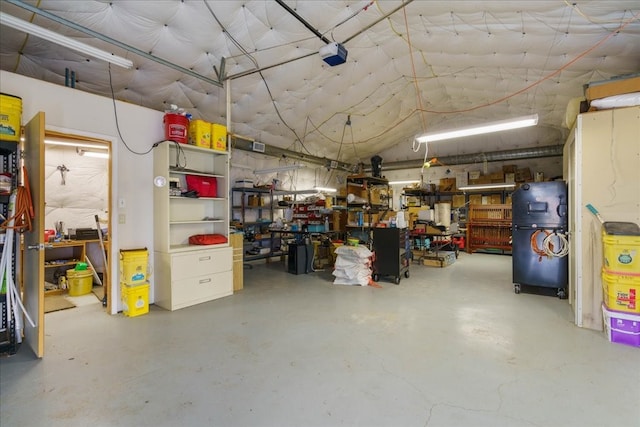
43,239,108,295
410,229,459,263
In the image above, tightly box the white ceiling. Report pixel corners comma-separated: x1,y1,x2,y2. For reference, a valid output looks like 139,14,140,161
1,0,639,166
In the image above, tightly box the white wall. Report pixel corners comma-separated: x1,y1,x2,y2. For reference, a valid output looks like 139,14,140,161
1,70,164,313
45,145,108,231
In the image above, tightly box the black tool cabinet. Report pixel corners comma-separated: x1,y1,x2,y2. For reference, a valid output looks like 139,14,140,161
372,228,410,284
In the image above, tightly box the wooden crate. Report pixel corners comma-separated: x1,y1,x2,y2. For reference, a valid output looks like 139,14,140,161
467,204,513,253
468,204,512,222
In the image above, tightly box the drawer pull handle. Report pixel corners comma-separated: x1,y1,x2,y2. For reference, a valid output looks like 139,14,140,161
199,278,212,284
199,256,211,261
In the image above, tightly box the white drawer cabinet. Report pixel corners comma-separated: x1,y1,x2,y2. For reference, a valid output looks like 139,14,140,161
155,247,233,311
153,140,233,311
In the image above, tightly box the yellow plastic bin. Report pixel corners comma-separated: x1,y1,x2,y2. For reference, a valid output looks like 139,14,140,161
0,93,22,142
602,269,639,314
188,119,211,148
121,282,149,317
211,123,227,151
602,222,640,275
67,269,94,296
120,248,149,285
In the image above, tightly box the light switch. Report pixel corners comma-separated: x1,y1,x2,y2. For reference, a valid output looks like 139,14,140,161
119,214,126,224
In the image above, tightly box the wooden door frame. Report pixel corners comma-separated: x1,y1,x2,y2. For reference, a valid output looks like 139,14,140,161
42,130,113,314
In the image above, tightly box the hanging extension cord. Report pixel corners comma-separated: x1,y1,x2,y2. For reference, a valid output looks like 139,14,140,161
543,231,569,258
530,229,569,260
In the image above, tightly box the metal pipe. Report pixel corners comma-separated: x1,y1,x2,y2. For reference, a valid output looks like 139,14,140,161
367,145,564,172
227,0,415,81
231,135,354,172
275,0,330,44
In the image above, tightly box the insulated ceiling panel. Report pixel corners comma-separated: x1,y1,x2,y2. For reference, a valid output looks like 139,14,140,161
1,0,638,165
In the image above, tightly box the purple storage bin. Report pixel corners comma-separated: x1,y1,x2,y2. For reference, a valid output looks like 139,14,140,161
602,304,640,347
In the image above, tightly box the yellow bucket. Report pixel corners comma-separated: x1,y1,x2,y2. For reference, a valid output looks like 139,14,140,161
188,119,211,148
121,282,149,317
603,232,640,275
211,123,227,151
602,269,640,314
0,93,22,142
67,269,94,296
119,248,149,285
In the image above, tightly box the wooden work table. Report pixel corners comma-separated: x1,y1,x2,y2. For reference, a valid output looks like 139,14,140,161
43,239,109,295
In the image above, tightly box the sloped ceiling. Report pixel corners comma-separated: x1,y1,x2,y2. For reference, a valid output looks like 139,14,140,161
1,0,639,166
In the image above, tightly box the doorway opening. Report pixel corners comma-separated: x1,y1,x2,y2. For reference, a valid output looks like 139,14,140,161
41,130,112,316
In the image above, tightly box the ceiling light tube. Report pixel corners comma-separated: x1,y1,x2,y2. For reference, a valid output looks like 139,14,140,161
76,147,109,159
314,186,337,193
254,164,305,174
0,12,133,69
458,183,516,191
415,114,538,143
388,180,421,185
45,139,108,150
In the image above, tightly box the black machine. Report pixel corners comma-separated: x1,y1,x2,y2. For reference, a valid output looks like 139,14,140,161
512,181,569,298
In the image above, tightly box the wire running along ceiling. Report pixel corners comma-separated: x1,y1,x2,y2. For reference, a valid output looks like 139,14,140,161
1,0,639,165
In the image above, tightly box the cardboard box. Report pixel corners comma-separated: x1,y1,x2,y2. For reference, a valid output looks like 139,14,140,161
505,173,515,184
490,194,502,204
535,172,544,182
370,188,381,205
469,195,482,205
489,172,505,182
452,194,466,208
439,178,456,192
502,164,517,173
422,251,456,267
469,170,481,180
516,167,532,182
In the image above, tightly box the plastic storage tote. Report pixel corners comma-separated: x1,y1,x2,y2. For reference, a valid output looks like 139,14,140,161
602,222,640,275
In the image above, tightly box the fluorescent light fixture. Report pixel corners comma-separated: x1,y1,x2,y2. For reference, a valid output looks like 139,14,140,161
76,147,109,159
458,183,516,191
389,180,421,185
415,114,538,143
46,139,108,150
0,12,133,69
254,164,305,174
314,186,337,193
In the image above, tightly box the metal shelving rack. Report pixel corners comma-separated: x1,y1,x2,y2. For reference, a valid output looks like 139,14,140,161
231,188,320,262
345,175,390,247
0,140,19,355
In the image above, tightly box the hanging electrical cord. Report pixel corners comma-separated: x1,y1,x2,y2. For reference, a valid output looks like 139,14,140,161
530,229,552,260
543,231,569,258
1,167,34,232
530,229,569,260
204,0,314,156
107,64,158,155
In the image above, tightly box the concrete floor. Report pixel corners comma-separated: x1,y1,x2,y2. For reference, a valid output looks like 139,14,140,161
1,253,638,427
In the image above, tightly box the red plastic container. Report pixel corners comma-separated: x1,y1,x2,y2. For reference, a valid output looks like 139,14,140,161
163,113,189,144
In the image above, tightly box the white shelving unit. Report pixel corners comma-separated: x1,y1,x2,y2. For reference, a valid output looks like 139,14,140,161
153,141,233,310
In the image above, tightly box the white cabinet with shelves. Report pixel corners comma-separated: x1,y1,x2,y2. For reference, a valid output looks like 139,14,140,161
153,141,232,310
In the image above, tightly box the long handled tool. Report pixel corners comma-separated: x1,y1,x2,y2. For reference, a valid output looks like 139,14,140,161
95,215,109,307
